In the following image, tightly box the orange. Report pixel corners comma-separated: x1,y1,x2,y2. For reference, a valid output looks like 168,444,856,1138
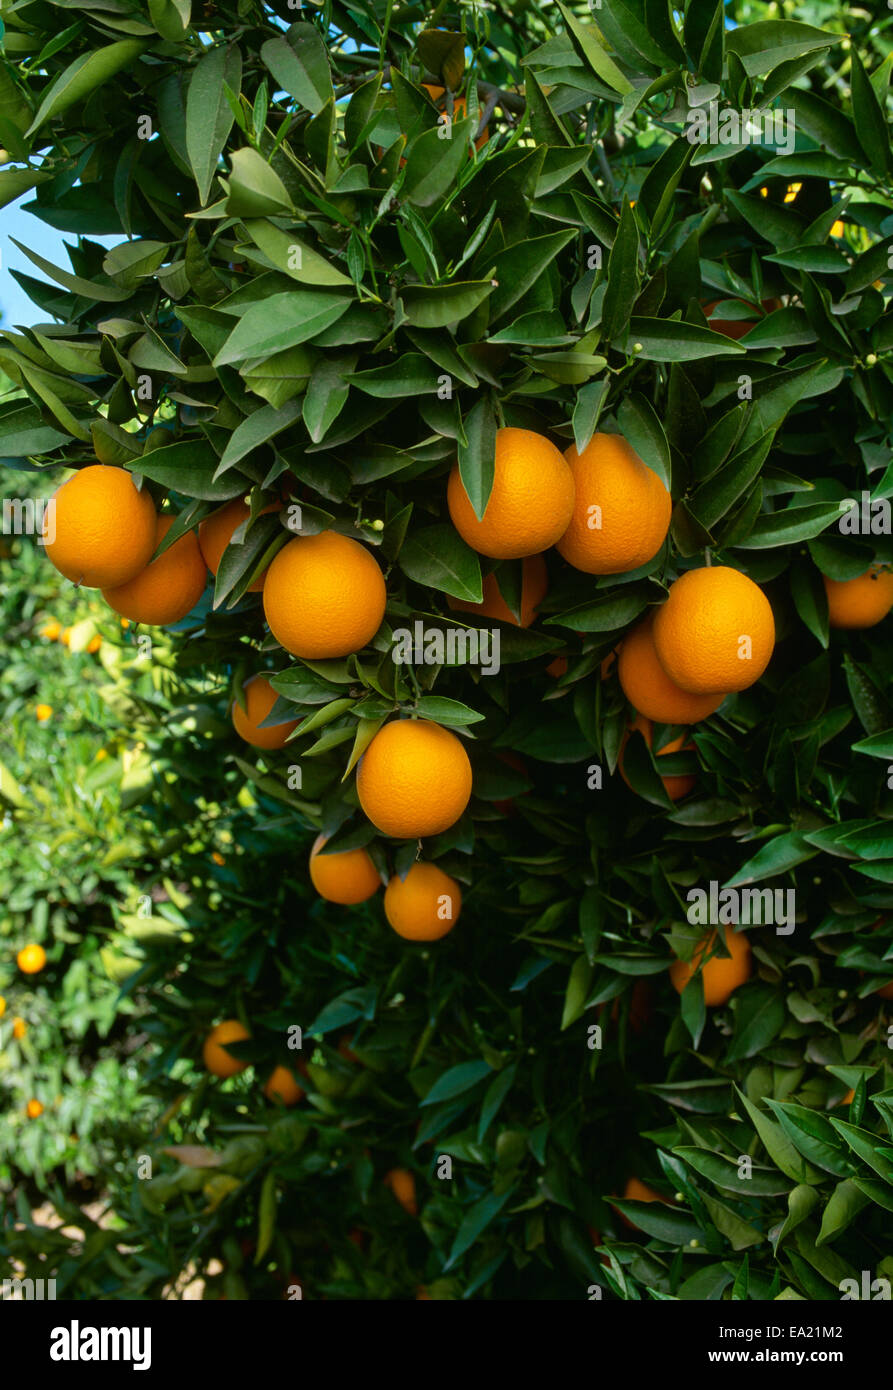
357,719,472,839
198,497,279,593
383,862,462,941
309,833,381,904
824,566,893,629
447,554,547,627
263,531,386,659
203,1019,250,1077
17,944,46,974
44,464,157,588
263,1065,305,1107
836,1088,855,1106
26,1099,44,1119
617,616,727,724
86,635,102,653
652,566,775,695
623,1176,665,1204
384,1168,418,1216
670,928,752,1006
211,851,225,866
557,433,672,575
447,427,575,559
423,84,489,151
35,703,52,722
60,627,71,645
231,674,301,750
102,515,207,625
619,714,696,801
0,996,5,1017
875,981,893,1000
12,1017,26,1039
39,619,61,640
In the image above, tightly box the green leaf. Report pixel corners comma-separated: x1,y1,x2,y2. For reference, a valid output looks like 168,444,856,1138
349,353,442,398
260,24,333,115
403,117,475,207
729,502,841,550
401,280,493,329
214,291,351,366
215,401,302,474
616,393,671,491
223,147,292,217
254,1171,277,1263
477,1064,517,1142
609,1200,704,1244
561,955,594,1030
852,730,893,761
9,237,129,303
816,1178,869,1246
25,39,146,134
398,525,482,602
412,696,484,727
185,42,241,207
444,1186,516,1269
726,985,786,1062
724,831,817,886
149,0,190,42
134,438,247,500
458,397,497,522
773,1184,820,1249
0,168,52,211
556,1,633,94
619,318,745,361
422,1060,493,1106
849,51,891,178
0,404,70,456
600,198,640,343
736,1088,823,1185
674,1147,790,1197
239,218,352,287
724,20,837,77
489,230,576,320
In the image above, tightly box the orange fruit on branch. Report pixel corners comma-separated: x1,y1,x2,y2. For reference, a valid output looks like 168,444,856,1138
823,565,893,629
557,433,672,576
384,1167,418,1216
263,1065,305,1107
203,1019,250,1078
17,943,47,974
263,531,386,659
447,427,574,559
669,928,752,1006
309,833,381,904
231,674,300,749
383,862,462,941
44,464,157,589
26,1099,44,1119
652,566,775,695
102,515,207,626
357,719,472,839
617,616,727,724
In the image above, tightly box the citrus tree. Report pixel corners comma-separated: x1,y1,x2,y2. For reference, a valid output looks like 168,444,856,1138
3,0,893,1300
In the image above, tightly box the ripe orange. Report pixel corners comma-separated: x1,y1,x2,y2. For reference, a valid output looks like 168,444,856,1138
824,566,893,629
263,531,386,659
17,943,46,974
836,1088,855,1106
231,674,300,750
203,1019,250,1077
86,635,102,653
39,619,61,640
875,981,893,1000
447,554,547,627
0,996,5,1017
670,928,752,1006
263,1065,305,1107
35,703,53,722
617,616,726,724
12,1017,26,1039
357,719,472,839
26,1099,44,1119
44,464,157,588
383,862,462,941
309,833,381,904
102,515,207,625
557,433,671,575
447,427,575,559
619,714,696,801
384,1168,418,1216
198,497,279,593
623,1176,665,1204
423,84,489,150
652,566,775,695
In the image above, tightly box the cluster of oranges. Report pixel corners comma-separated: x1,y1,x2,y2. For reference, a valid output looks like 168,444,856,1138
201,1019,305,1105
